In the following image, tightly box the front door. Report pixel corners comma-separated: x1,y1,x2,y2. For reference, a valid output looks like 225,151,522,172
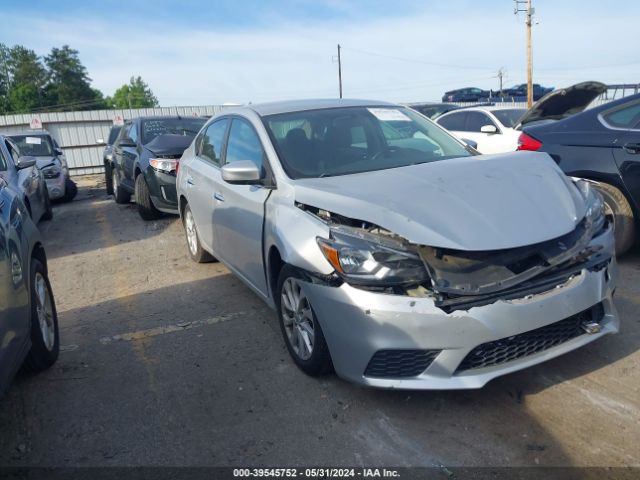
214,118,270,296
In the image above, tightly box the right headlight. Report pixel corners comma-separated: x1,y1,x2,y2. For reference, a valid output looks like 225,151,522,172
42,166,62,179
316,226,429,287
574,179,606,234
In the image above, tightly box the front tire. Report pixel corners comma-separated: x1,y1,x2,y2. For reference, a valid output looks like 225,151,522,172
112,168,131,204
62,177,78,202
105,162,114,195
276,265,332,376
182,204,214,263
594,182,635,255
23,258,59,372
41,188,53,221
135,174,163,221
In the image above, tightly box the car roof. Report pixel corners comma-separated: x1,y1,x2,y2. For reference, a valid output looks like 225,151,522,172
242,98,396,116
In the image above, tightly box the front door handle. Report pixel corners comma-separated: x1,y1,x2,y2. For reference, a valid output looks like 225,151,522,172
186,177,195,186
213,192,225,202
623,142,640,154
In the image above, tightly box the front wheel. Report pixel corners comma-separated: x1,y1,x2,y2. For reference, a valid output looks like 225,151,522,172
104,162,114,195
23,258,59,372
41,187,53,221
62,177,78,202
276,265,332,376
183,204,214,263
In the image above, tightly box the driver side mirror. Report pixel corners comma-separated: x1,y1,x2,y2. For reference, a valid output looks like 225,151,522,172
221,160,262,184
480,125,498,134
16,156,37,170
54,147,64,156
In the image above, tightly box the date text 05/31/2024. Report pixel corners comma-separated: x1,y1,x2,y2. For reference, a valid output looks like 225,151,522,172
233,468,401,478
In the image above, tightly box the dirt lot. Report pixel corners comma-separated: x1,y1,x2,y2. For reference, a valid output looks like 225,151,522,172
1,175,639,471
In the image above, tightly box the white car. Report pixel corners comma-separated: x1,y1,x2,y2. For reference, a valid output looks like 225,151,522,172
436,107,527,154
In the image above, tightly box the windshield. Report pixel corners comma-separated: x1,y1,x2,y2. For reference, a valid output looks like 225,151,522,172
264,106,471,179
492,109,527,128
141,118,206,144
8,135,54,157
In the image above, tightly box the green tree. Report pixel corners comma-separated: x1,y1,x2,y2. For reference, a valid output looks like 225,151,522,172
2,45,48,113
44,45,104,110
107,76,159,108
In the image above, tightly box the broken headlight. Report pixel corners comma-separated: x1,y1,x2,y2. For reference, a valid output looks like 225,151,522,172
574,179,606,234
316,226,429,286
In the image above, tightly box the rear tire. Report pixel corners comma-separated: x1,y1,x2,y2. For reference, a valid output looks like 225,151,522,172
112,168,130,204
593,182,635,255
182,203,214,263
104,162,114,195
62,177,77,202
23,258,59,372
135,174,163,221
276,264,332,376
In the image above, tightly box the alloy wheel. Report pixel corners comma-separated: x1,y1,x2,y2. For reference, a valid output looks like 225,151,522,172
184,209,198,255
34,272,55,351
281,277,315,360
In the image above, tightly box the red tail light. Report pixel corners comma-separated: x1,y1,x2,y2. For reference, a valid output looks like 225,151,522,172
517,132,542,151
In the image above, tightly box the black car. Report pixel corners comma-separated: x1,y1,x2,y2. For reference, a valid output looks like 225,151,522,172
101,125,123,187
106,116,207,220
0,175,59,394
518,81,640,254
407,102,460,119
442,87,490,103
503,83,554,101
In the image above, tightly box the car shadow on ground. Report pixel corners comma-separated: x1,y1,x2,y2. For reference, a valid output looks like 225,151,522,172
41,178,178,260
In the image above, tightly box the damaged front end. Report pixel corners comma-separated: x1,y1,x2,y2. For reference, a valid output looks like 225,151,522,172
303,179,612,313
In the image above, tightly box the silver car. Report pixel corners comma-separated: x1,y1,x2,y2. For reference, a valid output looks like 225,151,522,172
177,99,618,390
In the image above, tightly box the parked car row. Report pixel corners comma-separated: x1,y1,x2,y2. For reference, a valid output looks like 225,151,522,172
442,84,554,103
0,138,60,393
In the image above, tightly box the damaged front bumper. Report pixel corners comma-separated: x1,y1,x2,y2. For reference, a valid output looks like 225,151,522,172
302,224,618,389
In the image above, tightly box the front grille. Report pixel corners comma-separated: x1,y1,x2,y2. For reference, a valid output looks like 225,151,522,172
364,349,440,378
456,303,604,373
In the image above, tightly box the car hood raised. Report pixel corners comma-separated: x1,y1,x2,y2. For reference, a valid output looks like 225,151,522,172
294,152,586,251
517,81,607,127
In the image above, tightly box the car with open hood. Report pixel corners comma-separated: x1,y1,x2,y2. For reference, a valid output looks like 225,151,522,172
518,81,640,255
7,131,77,202
0,135,52,223
177,99,618,390
107,116,207,220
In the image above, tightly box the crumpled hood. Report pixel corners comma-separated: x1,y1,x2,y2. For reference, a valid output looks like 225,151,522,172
294,151,586,251
144,134,194,156
34,156,59,170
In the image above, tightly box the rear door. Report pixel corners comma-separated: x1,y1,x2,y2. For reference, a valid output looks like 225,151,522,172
214,117,271,296
121,122,139,190
186,118,229,253
607,100,640,212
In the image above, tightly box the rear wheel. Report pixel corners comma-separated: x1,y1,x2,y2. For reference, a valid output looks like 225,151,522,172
135,174,163,221
594,182,635,255
276,264,332,376
104,162,114,195
112,168,130,204
183,204,214,263
23,258,59,372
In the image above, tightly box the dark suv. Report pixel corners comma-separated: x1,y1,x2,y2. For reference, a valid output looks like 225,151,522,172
105,116,206,220
0,176,59,394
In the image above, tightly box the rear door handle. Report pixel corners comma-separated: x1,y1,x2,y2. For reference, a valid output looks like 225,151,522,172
623,142,640,154
213,192,225,202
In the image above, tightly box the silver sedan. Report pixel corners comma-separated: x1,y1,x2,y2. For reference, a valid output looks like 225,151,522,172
176,99,618,389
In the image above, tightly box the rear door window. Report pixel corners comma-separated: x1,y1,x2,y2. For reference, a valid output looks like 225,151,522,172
603,102,640,129
437,112,467,131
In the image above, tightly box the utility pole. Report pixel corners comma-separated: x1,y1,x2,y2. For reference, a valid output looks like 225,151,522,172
514,0,534,107
337,44,343,98
495,68,506,97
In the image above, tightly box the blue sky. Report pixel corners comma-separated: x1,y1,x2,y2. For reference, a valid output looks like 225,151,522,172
1,0,638,106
